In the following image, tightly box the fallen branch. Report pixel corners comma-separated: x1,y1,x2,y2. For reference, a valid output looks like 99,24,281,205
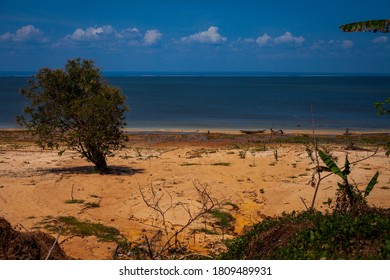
45,223,64,260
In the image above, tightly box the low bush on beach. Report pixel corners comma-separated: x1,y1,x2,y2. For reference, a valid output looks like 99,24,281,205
40,216,126,244
219,208,390,260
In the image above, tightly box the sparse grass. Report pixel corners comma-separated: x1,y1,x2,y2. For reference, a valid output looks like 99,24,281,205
210,162,231,166
238,150,246,159
84,202,100,208
180,163,202,166
208,210,235,231
223,201,240,211
250,146,267,152
42,216,124,243
186,148,217,159
192,228,218,235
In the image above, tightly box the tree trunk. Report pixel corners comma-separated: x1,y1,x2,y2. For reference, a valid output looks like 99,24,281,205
86,144,110,174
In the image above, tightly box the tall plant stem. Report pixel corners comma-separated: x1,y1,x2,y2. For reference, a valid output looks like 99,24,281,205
310,104,321,210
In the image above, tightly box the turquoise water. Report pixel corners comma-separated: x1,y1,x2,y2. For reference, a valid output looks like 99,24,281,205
1,74,390,132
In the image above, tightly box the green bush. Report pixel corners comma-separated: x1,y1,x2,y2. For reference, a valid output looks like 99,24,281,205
220,209,390,260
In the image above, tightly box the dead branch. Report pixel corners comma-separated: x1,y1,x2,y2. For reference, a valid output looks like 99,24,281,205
45,222,64,260
137,180,220,259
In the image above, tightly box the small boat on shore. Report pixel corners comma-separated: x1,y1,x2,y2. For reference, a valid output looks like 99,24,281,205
240,129,266,134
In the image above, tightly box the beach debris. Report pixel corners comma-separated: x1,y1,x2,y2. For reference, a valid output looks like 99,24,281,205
270,128,284,135
343,128,351,135
240,129,266,134
0,217,70,260
345,143,371,151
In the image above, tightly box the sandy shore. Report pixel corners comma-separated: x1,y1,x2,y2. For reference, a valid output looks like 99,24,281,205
1,130,389,259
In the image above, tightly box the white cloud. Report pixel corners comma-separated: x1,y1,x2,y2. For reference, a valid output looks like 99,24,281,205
181,26,227,44
274,32,305,45
0,25,48,43
372,36,388,44
144,29,162,45
255,32,305,47
66,25,118,41
256,33,271,46
65,25,162,46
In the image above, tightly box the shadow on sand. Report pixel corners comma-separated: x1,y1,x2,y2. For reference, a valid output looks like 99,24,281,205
43,165,145,175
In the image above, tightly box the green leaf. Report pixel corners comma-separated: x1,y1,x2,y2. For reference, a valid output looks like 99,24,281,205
343,155,350,176
318,150,345,180
364,172,379,198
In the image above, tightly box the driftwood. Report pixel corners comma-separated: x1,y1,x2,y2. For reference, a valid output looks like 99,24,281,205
240,129,266,134
345,143,372,151
271,128,284,135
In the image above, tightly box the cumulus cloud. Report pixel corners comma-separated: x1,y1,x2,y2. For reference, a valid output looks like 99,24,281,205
372,36,388,44
256,33,271,46
255,31,305,47
181,26,227,44
274,32,305,45
0,25,48,43
144,29,162,45
66,25,119,41
65,25,162,46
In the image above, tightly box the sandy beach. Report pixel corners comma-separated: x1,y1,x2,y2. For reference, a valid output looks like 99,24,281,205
1,130,389,259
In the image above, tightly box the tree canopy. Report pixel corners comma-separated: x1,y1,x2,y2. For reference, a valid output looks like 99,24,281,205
17,58,128,173
339,19,390,33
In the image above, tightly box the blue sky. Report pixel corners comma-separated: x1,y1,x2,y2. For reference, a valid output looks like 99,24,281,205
1,0,390,73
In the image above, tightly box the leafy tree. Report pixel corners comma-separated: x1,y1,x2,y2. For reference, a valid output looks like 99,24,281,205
17,58,128,173
339,19,390,33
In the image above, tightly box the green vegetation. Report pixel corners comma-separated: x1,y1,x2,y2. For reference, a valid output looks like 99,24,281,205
17,58,128,173
318,150,379,212
208,210,235,231
220,209,390,259
43,216,125,243
238,150,246,159
340,19,390,33
180,162,201,166
84,202,100,208
185,148,217,158
210,162,231,166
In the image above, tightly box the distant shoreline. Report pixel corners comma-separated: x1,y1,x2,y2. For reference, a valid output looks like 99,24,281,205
2,127,390,137
2,71,390,78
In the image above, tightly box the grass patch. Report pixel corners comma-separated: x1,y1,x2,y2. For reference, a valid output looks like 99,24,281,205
238,150,246,159
223,201,240,211
250,146,267,152
210,162,231,166
84,202,100,208
185,148,217,159
192,228,218,235
43,216,124,243
208,210,235,230
180,163,202,166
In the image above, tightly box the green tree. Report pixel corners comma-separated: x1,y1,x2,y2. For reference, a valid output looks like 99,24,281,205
17,58,128,173
339,19,390,33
